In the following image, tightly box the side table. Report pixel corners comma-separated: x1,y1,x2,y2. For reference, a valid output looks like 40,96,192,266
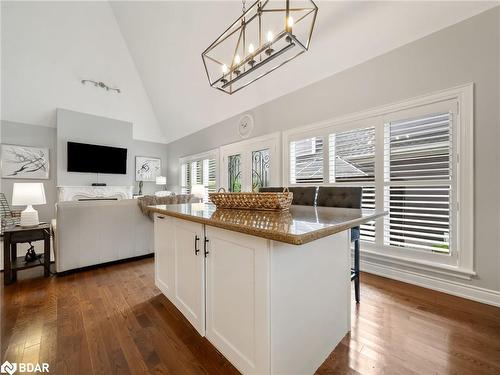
3,223,51,285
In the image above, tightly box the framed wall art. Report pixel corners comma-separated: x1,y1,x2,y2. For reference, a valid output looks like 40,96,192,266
135,156,161,182
1,144,50,179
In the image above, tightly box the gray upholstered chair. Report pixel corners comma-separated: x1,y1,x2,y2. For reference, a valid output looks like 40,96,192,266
317,186,362,303
259,186,317,206
257,187,283,193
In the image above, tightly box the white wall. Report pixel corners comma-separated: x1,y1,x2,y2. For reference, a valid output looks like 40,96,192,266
0,1,165,143
166,8,500,299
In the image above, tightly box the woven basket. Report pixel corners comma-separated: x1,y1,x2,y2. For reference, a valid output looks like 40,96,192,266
209,188,293,211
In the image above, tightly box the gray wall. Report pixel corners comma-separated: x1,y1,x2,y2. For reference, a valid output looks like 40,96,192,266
57,109,135,187
1,121,57,222
133,139,169,195
166,7,500,292
56,109,168,194
1,112,168,220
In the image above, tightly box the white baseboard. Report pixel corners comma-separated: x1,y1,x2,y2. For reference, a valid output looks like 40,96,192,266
361,259,500,308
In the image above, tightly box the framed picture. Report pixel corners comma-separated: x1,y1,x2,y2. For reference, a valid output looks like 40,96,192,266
135,156,161,182
1,144,50,179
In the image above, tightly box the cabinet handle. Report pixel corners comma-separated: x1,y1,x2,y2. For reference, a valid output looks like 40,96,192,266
194,235,200,255
204,237,210,257
157,216,165,220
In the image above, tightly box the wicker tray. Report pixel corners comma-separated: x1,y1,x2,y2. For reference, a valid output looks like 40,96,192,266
209,188,293,211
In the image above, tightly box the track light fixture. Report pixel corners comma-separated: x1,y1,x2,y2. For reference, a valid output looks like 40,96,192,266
81,79,121,93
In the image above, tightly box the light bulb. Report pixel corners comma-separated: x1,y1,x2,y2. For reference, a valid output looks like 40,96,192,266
234,54,241,65
266,30,273,43
248,43,255,54
287,16,294,28
221,64,228,74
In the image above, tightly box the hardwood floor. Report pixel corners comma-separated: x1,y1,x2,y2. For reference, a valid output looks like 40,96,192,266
1,258,499,375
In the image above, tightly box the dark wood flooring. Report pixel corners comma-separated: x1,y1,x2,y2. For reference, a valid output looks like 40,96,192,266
1,258,500,374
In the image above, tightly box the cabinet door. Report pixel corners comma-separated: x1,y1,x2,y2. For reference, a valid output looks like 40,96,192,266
170,217,205,335
154,214,174,300
205,226,270,375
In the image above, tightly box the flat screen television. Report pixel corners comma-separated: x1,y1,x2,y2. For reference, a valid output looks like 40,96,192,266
67,141,127,174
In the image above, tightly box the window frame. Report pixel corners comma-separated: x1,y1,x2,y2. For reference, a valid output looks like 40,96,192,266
283,84,474,277
378,100,458,266
179,148,220,200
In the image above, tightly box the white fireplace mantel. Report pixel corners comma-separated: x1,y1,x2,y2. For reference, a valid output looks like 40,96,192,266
57,186,134,202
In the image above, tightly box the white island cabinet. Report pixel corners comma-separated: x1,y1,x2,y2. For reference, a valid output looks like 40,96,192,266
204,225,272,375
154,214,205,335
151,202,387,375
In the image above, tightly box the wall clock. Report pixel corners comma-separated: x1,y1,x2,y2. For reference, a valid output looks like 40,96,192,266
238,114,254,138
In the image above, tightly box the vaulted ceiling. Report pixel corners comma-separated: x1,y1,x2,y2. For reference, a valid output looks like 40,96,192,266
110,1,497,143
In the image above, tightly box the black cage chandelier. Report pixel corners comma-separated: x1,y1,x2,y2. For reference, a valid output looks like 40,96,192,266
202,0,318,94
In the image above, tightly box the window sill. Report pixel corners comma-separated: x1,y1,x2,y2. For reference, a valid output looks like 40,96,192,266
360,248,476,280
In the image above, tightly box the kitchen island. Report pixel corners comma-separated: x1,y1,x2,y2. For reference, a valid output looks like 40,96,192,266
150,203,385,375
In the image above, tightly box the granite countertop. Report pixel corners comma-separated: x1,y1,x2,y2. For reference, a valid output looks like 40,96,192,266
148,203,386,245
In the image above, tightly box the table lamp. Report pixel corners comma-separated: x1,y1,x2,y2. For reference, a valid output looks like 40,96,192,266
12,183,46,227
156,176,167,190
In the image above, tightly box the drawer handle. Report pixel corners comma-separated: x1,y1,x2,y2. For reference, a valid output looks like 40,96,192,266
157,216,165,220
194,235,200,255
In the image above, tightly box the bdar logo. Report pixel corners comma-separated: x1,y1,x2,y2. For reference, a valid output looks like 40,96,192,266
0,361,17,375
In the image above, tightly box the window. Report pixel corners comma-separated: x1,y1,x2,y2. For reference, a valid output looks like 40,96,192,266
207,158,217,193
181,163,191,194
384,112,452,253
329,127,376,242
290,137,324,184
329,127,375,183
252,149,271,192
284,84,473,275
228,154,242,192
180,150,218,202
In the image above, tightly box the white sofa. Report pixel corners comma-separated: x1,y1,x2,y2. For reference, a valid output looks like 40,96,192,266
55,199,153,272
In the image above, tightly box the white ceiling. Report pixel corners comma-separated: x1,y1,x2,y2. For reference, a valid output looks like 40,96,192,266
1,1,165,143
110,1,498,143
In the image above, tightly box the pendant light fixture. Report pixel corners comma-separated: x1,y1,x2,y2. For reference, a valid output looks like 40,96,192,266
202,0,318,95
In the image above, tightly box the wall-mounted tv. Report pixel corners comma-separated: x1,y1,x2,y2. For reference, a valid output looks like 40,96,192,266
67,141,127,174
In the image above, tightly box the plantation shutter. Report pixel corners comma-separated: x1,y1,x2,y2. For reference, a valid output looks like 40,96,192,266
384,112,452,253
181,163,191,194
200,158,217,201
290,137,324,184
192,161,202,185
208,159,217,193
328,127,375,183
329,127,376,243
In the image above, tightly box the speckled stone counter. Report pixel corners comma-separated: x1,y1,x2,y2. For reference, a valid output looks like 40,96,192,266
148,203,386,245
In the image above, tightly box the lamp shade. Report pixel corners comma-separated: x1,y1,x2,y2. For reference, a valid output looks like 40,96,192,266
12,183,46,206
155,176,167,185
191,184,206,198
